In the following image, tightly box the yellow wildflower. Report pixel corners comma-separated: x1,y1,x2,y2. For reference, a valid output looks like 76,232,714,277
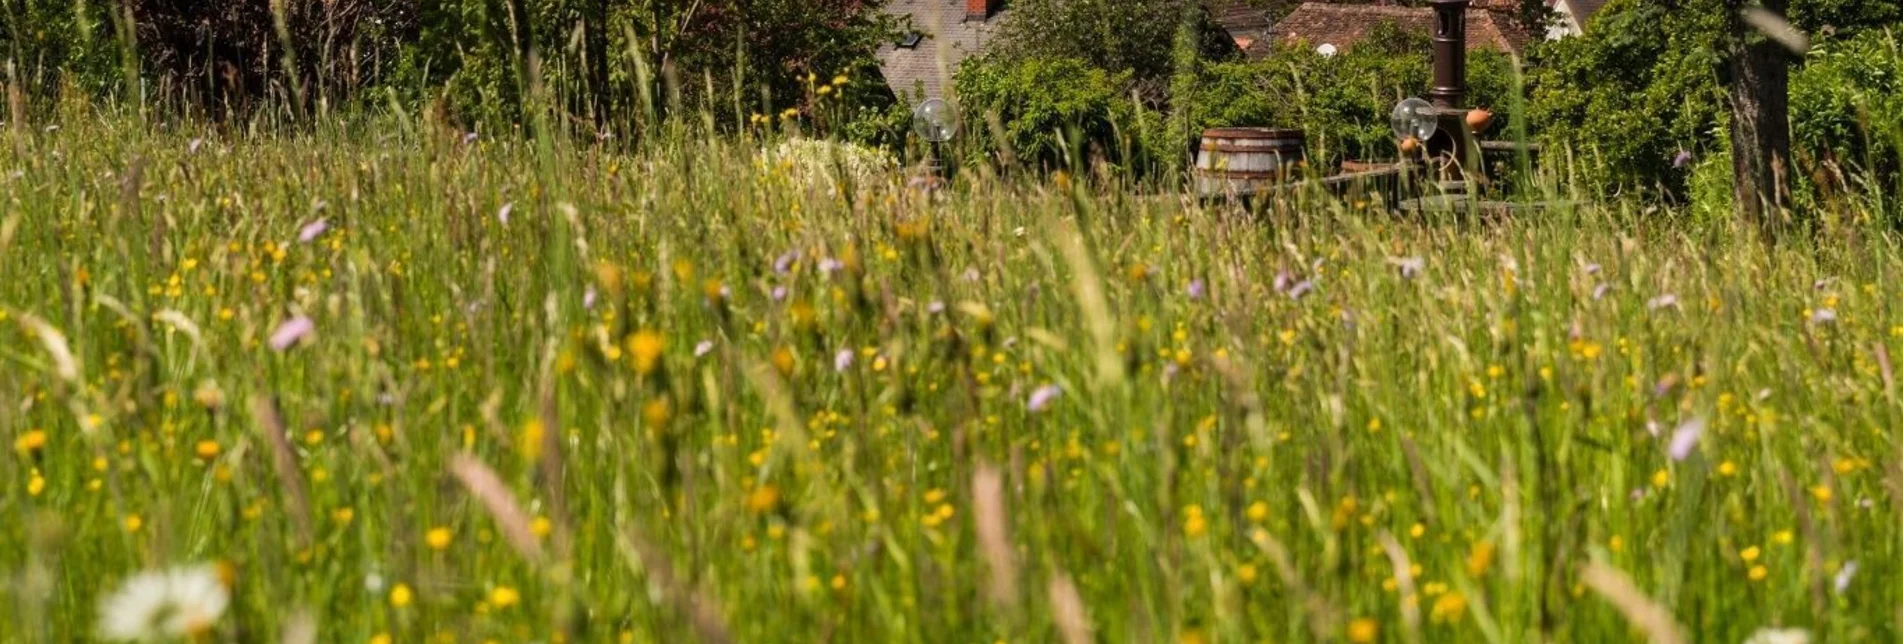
426,527,453,550
747,485,782,514
1182,505,1208,538
628,330,664,375
13,430,46,455
1346,618,1378,643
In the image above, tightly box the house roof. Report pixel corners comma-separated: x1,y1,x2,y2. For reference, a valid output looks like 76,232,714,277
1272,2,1532,55
1207,0,1276,53
1559,0,1609,29
877,0,1001,101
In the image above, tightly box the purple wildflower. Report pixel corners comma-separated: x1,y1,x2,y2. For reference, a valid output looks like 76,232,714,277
1593,283,1612,300
773,251,800,274
297,218,329,243
268,316,314,351
834,349,855,373
1811,308,1837,324
1672,149,1692,169
1287,280,1315,300
818,258,843,275
928,300,946,314
694,340,715,357
583,286,598,310
1667,417,1705,461
1584,263,1602,275
1647,294,1679,310
771,286,788,302
1027,384,1062,412
1273,270,1295,293
462,131,479,145
1187,279,1207,299
189,138,205,154
497,202,513,224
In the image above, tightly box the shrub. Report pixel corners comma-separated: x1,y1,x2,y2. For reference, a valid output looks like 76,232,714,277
1790,29,1903,187
951,56,1147,171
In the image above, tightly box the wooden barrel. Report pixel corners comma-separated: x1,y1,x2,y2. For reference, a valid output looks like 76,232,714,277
1194,128,1305,196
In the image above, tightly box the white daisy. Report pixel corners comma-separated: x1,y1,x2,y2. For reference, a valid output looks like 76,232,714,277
1742,628,1811,644
98,564,230,641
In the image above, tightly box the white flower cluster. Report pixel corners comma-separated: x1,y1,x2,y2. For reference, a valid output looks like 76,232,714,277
760,138,897,194
98,564,230,641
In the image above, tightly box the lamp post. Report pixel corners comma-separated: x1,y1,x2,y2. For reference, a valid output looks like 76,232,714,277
912,98,958,182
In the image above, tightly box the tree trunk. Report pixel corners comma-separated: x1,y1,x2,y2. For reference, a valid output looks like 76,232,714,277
1722,0,1794,238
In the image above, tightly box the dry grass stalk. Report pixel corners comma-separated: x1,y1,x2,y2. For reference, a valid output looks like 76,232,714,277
1377,532,1424,643
1580,561,1686,644
973,464,1017,606
251,395,312,544
1047,572,1091,644
450,454,546,563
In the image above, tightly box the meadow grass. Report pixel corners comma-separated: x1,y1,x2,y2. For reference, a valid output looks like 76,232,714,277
0,111,1899,643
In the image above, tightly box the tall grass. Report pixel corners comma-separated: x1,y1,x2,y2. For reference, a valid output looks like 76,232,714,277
0,102,1899,643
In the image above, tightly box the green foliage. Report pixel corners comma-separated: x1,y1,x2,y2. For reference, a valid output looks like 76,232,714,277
1176,23,1519,166
1526,0,1727,196
387,0,896,132
989,0,1236,83
1527,0,1901,199
1790,29,1903,181
952,56,1147,170
4,0,895,134
0,0,122,100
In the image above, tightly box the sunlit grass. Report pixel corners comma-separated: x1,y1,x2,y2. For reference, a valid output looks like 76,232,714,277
0,112,1898,643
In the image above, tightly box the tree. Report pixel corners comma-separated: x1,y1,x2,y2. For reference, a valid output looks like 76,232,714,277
989,0,1236,85
1720,0,1794,235
1527,0,1897,202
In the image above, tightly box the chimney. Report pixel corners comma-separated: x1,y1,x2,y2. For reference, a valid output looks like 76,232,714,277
1427,0,1470,107
966,0,995,21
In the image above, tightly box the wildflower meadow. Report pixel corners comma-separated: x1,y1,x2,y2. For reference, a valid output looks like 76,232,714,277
0,107,1898,644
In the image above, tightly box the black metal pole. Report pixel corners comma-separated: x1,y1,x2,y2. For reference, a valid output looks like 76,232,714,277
1429,0,1470,108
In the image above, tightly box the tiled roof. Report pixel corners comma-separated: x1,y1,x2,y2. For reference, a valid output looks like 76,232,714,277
1206,0,1277,57
1273,2,1532,54
877,0,1001,101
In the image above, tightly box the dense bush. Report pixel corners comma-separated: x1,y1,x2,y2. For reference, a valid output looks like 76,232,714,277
1526,0,1901,199
988,0,1238,86
1790,30,1903,186
1,0,894,132
951,56,1153,171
